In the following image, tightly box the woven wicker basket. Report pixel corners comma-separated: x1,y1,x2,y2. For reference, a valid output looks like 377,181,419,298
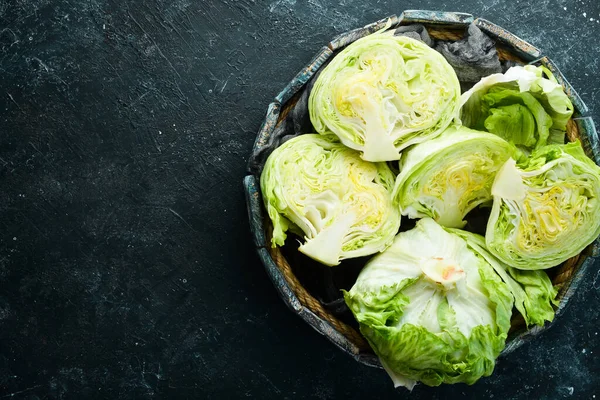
243,10,600,368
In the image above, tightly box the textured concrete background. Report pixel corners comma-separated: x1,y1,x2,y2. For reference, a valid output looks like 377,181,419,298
0,0,598,398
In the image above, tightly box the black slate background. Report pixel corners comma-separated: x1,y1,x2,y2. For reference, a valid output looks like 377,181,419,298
0,0,599,398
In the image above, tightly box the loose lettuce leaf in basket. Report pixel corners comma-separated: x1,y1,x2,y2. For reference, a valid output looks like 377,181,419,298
344,218,513,389
486,141,600,270
458,65,574,152
309,32,461,162
260,134,400,266
392,125,519,228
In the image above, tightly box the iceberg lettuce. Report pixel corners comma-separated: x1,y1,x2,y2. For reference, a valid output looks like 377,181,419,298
458,65,574,152
345,218,513,388
486,141,600,269
393,125,518,228
309,32,460,161
261,134,400,266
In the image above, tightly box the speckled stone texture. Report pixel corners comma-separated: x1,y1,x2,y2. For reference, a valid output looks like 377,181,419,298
0,0,599,399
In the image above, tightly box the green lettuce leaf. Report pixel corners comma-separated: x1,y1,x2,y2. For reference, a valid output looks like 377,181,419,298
450,229,557,327
458,65,574,152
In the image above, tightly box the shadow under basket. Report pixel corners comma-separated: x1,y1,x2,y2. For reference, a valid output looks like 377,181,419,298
243,10,600,369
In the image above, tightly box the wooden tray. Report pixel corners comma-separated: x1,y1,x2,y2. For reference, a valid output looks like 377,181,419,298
243,10,600,368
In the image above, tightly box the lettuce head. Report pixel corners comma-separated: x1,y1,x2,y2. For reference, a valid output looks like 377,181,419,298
261,134,400,266
309,32,461,162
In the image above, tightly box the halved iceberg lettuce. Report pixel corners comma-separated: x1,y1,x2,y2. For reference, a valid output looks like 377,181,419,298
458,65,574,152
261,134,400,266
486,141,600,270
393,125,518,228
309,32,460,162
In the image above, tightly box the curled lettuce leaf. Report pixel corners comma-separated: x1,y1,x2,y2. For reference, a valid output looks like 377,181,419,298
260,134,400,266
344,218,513,389
393,125,518,228
458,65,574,152
450,229,557,327
486,141,600,270
309,32,460,162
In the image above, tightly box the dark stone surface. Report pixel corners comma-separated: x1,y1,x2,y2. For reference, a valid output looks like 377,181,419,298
0,0,598,398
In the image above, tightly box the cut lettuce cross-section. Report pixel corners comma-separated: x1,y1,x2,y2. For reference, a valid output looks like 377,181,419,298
309,32,461,162
344,218,513,389
458,65,574,153
260,134,401,266
486,141,600,270
393,125,519,228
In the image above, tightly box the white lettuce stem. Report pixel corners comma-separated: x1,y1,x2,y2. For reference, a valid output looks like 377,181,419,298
298,211,358,266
